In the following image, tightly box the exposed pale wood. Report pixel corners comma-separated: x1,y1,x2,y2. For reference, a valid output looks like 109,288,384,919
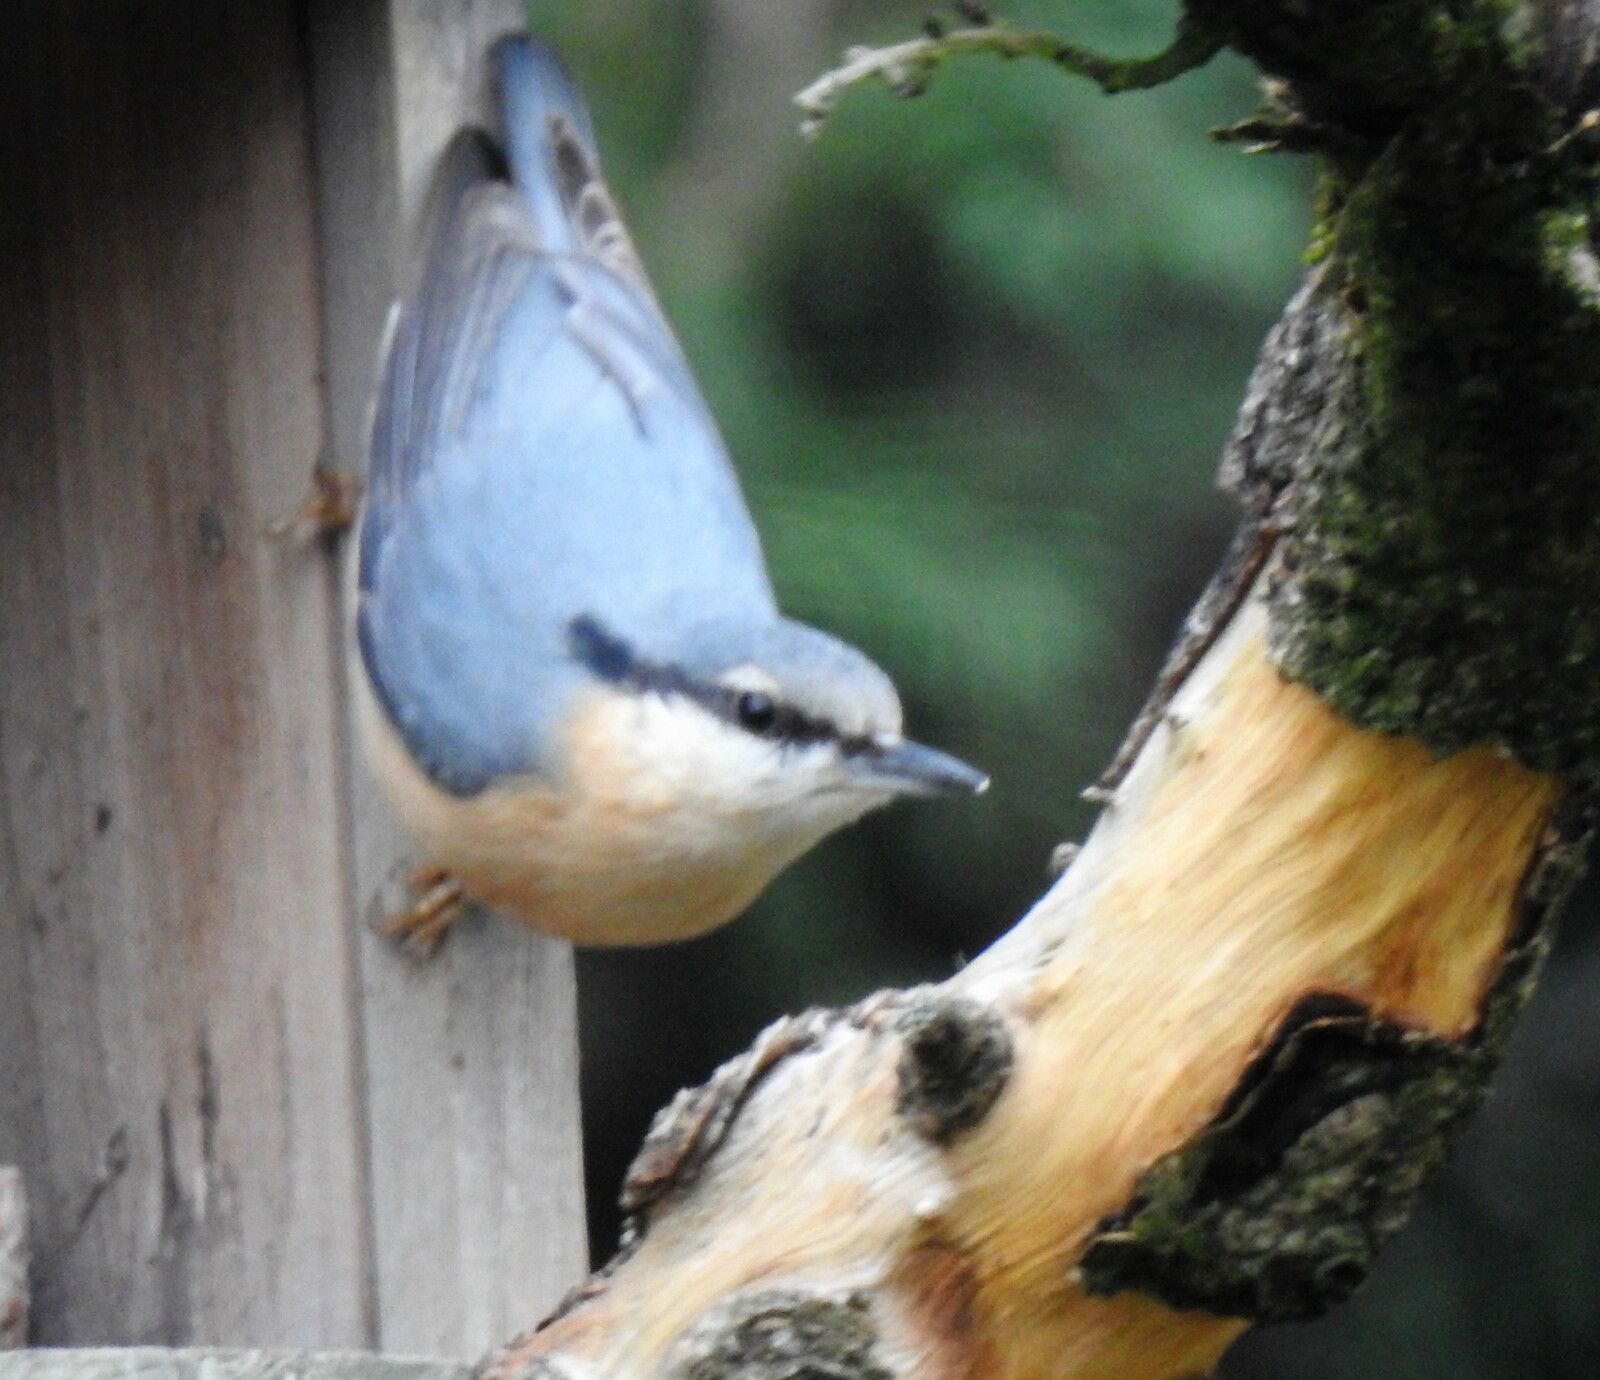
304,0,587,1356
489,598,1561,1379
1,1168,26,1348
0,0,367,1345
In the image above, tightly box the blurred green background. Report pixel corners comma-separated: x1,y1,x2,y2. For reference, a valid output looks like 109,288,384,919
528,2,1600,1375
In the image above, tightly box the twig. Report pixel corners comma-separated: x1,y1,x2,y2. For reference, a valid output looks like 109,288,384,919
796,15,1222,138
1211,112,1370,157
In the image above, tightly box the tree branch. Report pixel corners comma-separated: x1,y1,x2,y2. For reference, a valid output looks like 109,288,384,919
795,14,1223,139
484,1,1600,1375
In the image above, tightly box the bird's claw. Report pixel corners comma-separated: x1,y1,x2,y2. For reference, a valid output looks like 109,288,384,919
267,466,361,542
377,866,468,956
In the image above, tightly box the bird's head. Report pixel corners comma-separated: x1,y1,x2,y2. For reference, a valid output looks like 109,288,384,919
561,613,986,865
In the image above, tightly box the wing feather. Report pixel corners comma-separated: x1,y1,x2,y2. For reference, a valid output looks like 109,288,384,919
357,57,774,795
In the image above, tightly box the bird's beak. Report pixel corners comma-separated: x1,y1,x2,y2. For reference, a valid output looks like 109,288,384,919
850,735,989,798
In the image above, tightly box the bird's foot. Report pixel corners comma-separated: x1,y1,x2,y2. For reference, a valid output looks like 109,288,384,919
267,465,361,542
378,866,468,956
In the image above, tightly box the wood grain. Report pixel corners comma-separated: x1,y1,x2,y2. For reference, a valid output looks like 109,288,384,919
305,0,588,1356
1,0,585,1351
0,0,367,1345
0,1168,26,1348
0,1352,468,1380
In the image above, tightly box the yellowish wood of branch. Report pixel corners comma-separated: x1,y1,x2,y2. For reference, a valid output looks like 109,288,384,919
503,601,1559,1380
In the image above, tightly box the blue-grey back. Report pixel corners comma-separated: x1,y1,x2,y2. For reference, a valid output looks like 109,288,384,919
358,40,776,795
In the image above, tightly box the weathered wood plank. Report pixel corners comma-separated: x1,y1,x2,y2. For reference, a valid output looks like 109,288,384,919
304,0,588,1356
0,1353,467,1380
0,0,368,1347
0,1169,26,1349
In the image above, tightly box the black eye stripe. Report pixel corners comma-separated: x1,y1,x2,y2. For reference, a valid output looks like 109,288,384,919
567,615,635,683
729,694,833,746
717,687,836,747
567,615,850,749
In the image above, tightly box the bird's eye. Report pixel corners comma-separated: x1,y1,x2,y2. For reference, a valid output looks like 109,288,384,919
735,690,778,734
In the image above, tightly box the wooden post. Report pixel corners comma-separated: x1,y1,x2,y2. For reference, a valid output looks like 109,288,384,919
0,0,584,1353
0,1169,26,1349
0,1354,466,1380
304,0,588,1356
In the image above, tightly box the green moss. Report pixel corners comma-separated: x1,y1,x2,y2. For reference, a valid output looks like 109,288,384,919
1208,0,1600,779
1269,127,1600,773
1083,1001,1488,1320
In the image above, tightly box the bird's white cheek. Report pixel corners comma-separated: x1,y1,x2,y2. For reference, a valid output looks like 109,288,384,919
591,695,876,842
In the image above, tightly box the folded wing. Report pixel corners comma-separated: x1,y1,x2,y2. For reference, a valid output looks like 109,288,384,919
358,41,775,795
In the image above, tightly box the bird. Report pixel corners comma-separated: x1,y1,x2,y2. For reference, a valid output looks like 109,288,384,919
354,33,987,950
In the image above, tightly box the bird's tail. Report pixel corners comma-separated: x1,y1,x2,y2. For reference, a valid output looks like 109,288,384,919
492,33,650,292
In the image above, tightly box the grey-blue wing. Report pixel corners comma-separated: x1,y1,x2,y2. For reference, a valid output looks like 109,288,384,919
358,132,776,795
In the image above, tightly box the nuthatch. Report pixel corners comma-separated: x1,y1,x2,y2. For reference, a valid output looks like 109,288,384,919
355,34,986,949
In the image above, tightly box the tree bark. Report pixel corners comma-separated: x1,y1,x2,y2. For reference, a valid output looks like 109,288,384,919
479,2,1600,1376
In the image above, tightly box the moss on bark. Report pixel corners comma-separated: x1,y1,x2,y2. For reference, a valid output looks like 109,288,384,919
1079,0,1600,1327
1206,0,1600,778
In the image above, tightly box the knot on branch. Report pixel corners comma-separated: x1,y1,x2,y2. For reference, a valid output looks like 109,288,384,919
894,993,1013,1144
663,1289,893,1380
